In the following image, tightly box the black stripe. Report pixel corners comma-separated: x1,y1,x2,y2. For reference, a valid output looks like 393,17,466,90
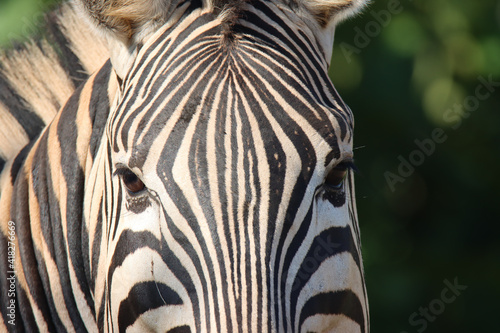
106,143,117,242
213,76,235,332
14,285,34,332
299,290,365,332
9,142,34,186
88,61,113,157
11,167,57,331
112,185,123,240
106,294,112,332
290,225,361,325
97,291,105,331
34,124,85,331
91,201,104,294
280,204,314,328
167,325,191,333
56,65,111,330
0,72,45,140
118,281,183,333
108,230,159,277
230,89,243,327
45,9,89,87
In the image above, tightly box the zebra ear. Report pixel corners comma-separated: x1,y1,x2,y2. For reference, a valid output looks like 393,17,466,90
73,0,177,78
302,0,369,27
296,0,368,64
74,0,175,42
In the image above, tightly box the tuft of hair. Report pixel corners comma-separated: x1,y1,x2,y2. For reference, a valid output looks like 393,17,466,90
75,0,180,44
76,0,254,46
301,0,369,27
213,0,249,44
0,2,108,171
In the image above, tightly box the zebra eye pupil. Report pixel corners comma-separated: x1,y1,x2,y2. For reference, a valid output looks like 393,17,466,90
121,170,145,193
325,166,348,189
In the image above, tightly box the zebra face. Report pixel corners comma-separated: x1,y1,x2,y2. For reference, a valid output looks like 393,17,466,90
83,0,369,332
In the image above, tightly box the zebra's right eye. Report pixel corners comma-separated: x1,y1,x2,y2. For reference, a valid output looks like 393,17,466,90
115,169,146,194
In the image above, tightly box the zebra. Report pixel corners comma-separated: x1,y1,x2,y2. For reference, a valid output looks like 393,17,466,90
0,0,369,332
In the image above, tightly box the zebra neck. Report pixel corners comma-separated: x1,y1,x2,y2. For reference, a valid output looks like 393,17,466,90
0,61,117,331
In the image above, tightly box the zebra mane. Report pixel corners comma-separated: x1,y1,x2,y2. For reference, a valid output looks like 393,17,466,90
0,2,108,172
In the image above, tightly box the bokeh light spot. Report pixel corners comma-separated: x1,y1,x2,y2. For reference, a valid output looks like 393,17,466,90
480,37,500,76
383,14,425,57
432,4,469,40
412,46,452,93
445,34,483,79
423,78,465,127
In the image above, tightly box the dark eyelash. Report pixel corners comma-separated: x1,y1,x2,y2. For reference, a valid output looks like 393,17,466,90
113,167,130,177
336,159,359,173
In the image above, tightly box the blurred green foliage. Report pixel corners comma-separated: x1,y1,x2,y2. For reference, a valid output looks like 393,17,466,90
1,0,498,332
332,0,500,332
0,0,56,46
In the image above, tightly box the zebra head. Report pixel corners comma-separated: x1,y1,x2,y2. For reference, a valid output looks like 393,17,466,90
79,0,369,331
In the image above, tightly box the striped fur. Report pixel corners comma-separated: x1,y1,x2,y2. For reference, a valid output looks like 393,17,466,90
1,0,369,332
0,3,109,177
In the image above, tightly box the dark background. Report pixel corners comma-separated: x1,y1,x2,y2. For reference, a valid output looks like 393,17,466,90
1,0,499,331
330,0,500,332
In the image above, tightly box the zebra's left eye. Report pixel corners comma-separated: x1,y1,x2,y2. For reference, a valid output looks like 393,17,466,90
116,169,146,194
324,161,356,190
